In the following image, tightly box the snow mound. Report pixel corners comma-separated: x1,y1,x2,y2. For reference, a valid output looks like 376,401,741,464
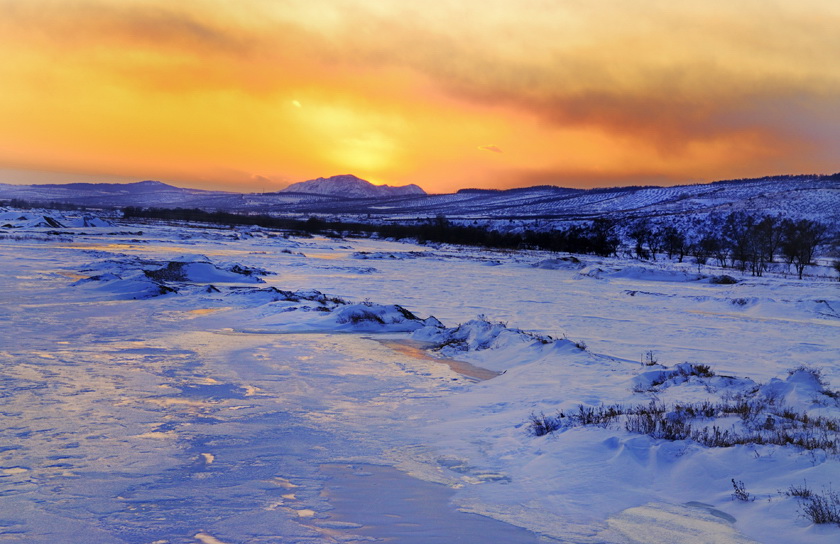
632,362,753,393
759,368,839,407
608,265,704,282
333,304,425,331
531,257,583,270
228,287,347,308
0,210,114,229
218,288,430,333
144,260,264,284
70,255,268,300
414,318,510,352
576,264,704,282
353,251,428,260
228,286,313,305
72,274,176,299
169,254,211,263
24,215,66,229
228,297,430,333
576,265,607,279
411,317,572,372
64,215,114,228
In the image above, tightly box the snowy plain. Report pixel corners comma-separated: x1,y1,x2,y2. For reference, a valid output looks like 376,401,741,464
0,210,838,543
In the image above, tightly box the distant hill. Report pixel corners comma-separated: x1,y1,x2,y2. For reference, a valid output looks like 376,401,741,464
1,174,838,227
281,175,426,198
33,180,179,193
0,179,230,209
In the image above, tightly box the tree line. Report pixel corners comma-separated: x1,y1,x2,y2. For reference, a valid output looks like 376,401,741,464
119,207,835,278
4,196,835,278
625,212,832,279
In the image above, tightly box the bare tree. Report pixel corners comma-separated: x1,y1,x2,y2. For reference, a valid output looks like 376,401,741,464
780,219,828,279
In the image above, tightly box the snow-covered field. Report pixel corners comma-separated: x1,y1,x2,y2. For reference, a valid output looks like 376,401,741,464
1,210,838,543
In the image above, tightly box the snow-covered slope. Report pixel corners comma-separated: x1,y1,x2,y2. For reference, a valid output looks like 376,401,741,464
1,174,837,225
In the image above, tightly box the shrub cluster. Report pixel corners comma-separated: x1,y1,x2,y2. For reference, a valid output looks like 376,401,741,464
529,398,840,453
785,483,840,526
633,362,716,392
732,479,753,502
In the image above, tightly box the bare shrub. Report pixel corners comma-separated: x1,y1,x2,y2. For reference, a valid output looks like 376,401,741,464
731,479,754,502
798,487,840,526
785,481,813,499
337,309,385,325
529,412,562,437
524,397,840,453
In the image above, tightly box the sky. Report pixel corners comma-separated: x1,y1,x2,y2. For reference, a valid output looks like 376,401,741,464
1,0,839,194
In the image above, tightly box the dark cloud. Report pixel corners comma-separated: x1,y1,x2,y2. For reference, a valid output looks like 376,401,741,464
0,0,253,54
322,3,840,163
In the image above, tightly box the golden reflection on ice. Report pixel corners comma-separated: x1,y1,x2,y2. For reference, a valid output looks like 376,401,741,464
133,430,178,440
194,533,230,544
188,308,230,316
605,502,758,544
305,252,349,260
55,271,88,281
375,338,501,381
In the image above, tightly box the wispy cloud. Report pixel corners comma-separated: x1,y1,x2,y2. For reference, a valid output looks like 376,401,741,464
478,145,503,154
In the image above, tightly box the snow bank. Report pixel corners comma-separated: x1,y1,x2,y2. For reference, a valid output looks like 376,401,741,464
579,264,704,282
144,260,265,284
759,367,838,407
226,297,429,333
412,317,582,372
333,303,426,332
0,210,113,229
353,251,429,260
71,254,268,300
631,362,754,393
531,256,583,270
72,274,176,299
64,215,113,228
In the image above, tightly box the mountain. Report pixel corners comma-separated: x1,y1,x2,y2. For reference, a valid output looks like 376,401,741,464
281,175,426,198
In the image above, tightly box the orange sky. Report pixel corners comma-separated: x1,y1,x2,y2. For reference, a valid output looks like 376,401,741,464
1,0,839,193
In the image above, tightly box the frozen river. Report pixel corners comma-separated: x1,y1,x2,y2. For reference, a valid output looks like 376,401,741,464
0,238,545,542
2,218,837,543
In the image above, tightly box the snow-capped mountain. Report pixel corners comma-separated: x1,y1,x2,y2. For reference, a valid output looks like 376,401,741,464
281,174,426,198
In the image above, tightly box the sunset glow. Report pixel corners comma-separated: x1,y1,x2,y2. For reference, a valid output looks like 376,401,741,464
1,0,839,193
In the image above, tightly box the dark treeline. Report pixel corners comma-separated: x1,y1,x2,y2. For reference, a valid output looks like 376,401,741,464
116,207,834,279
121,207,622,255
